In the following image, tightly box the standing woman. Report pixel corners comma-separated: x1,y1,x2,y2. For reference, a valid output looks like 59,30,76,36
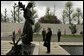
45,27,52,53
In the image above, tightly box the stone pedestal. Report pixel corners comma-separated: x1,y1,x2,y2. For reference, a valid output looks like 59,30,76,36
6,43,35,55
21,43,35,55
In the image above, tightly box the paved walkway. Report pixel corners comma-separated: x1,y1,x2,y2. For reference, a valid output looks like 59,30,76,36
1,41,83,55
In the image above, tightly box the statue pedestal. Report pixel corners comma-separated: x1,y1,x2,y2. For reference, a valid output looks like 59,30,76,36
6,42,35,55
21,43,35,55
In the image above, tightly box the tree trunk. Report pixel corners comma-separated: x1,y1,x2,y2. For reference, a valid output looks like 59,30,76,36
63,17,65,24
78,12,80,24
69,7,71,24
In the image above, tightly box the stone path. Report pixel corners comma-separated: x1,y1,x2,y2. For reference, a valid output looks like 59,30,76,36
1,41,83,55
38,42,70,55
1,41,12,55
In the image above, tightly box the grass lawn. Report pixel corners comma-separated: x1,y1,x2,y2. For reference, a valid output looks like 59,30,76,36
62,35,82,38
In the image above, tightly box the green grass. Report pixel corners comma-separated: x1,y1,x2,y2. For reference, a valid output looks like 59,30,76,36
62,35,82,38
33,34,82,38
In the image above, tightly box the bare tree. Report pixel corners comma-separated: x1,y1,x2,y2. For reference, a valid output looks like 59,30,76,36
11,3,17,23
65,1,73,24
76,8,82,24
30,1,38,24
4,8,7,22
62,10,66,24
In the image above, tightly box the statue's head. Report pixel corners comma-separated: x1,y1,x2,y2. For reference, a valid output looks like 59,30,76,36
18,1,25,9
26,2,33,8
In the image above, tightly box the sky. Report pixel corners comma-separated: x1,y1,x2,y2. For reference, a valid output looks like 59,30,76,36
1,1,83,23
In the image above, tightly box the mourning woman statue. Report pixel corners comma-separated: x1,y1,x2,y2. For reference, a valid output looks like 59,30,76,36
18,1,34,45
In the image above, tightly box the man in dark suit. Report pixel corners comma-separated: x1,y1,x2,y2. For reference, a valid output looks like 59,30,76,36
45,27,52,53
57,29,61,42
42,28,46,41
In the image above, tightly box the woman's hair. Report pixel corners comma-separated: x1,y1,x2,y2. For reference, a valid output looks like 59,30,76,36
48,27,51,31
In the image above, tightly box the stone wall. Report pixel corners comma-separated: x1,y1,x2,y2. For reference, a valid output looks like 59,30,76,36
1,23,83,36
39,23,83,35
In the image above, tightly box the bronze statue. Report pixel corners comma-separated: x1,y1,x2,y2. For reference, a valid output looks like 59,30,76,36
6,2,35,55
18,1,34,45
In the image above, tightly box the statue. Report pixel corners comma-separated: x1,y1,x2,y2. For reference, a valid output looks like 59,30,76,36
18,1,35,55
18,1,34,45
6,2,35,55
